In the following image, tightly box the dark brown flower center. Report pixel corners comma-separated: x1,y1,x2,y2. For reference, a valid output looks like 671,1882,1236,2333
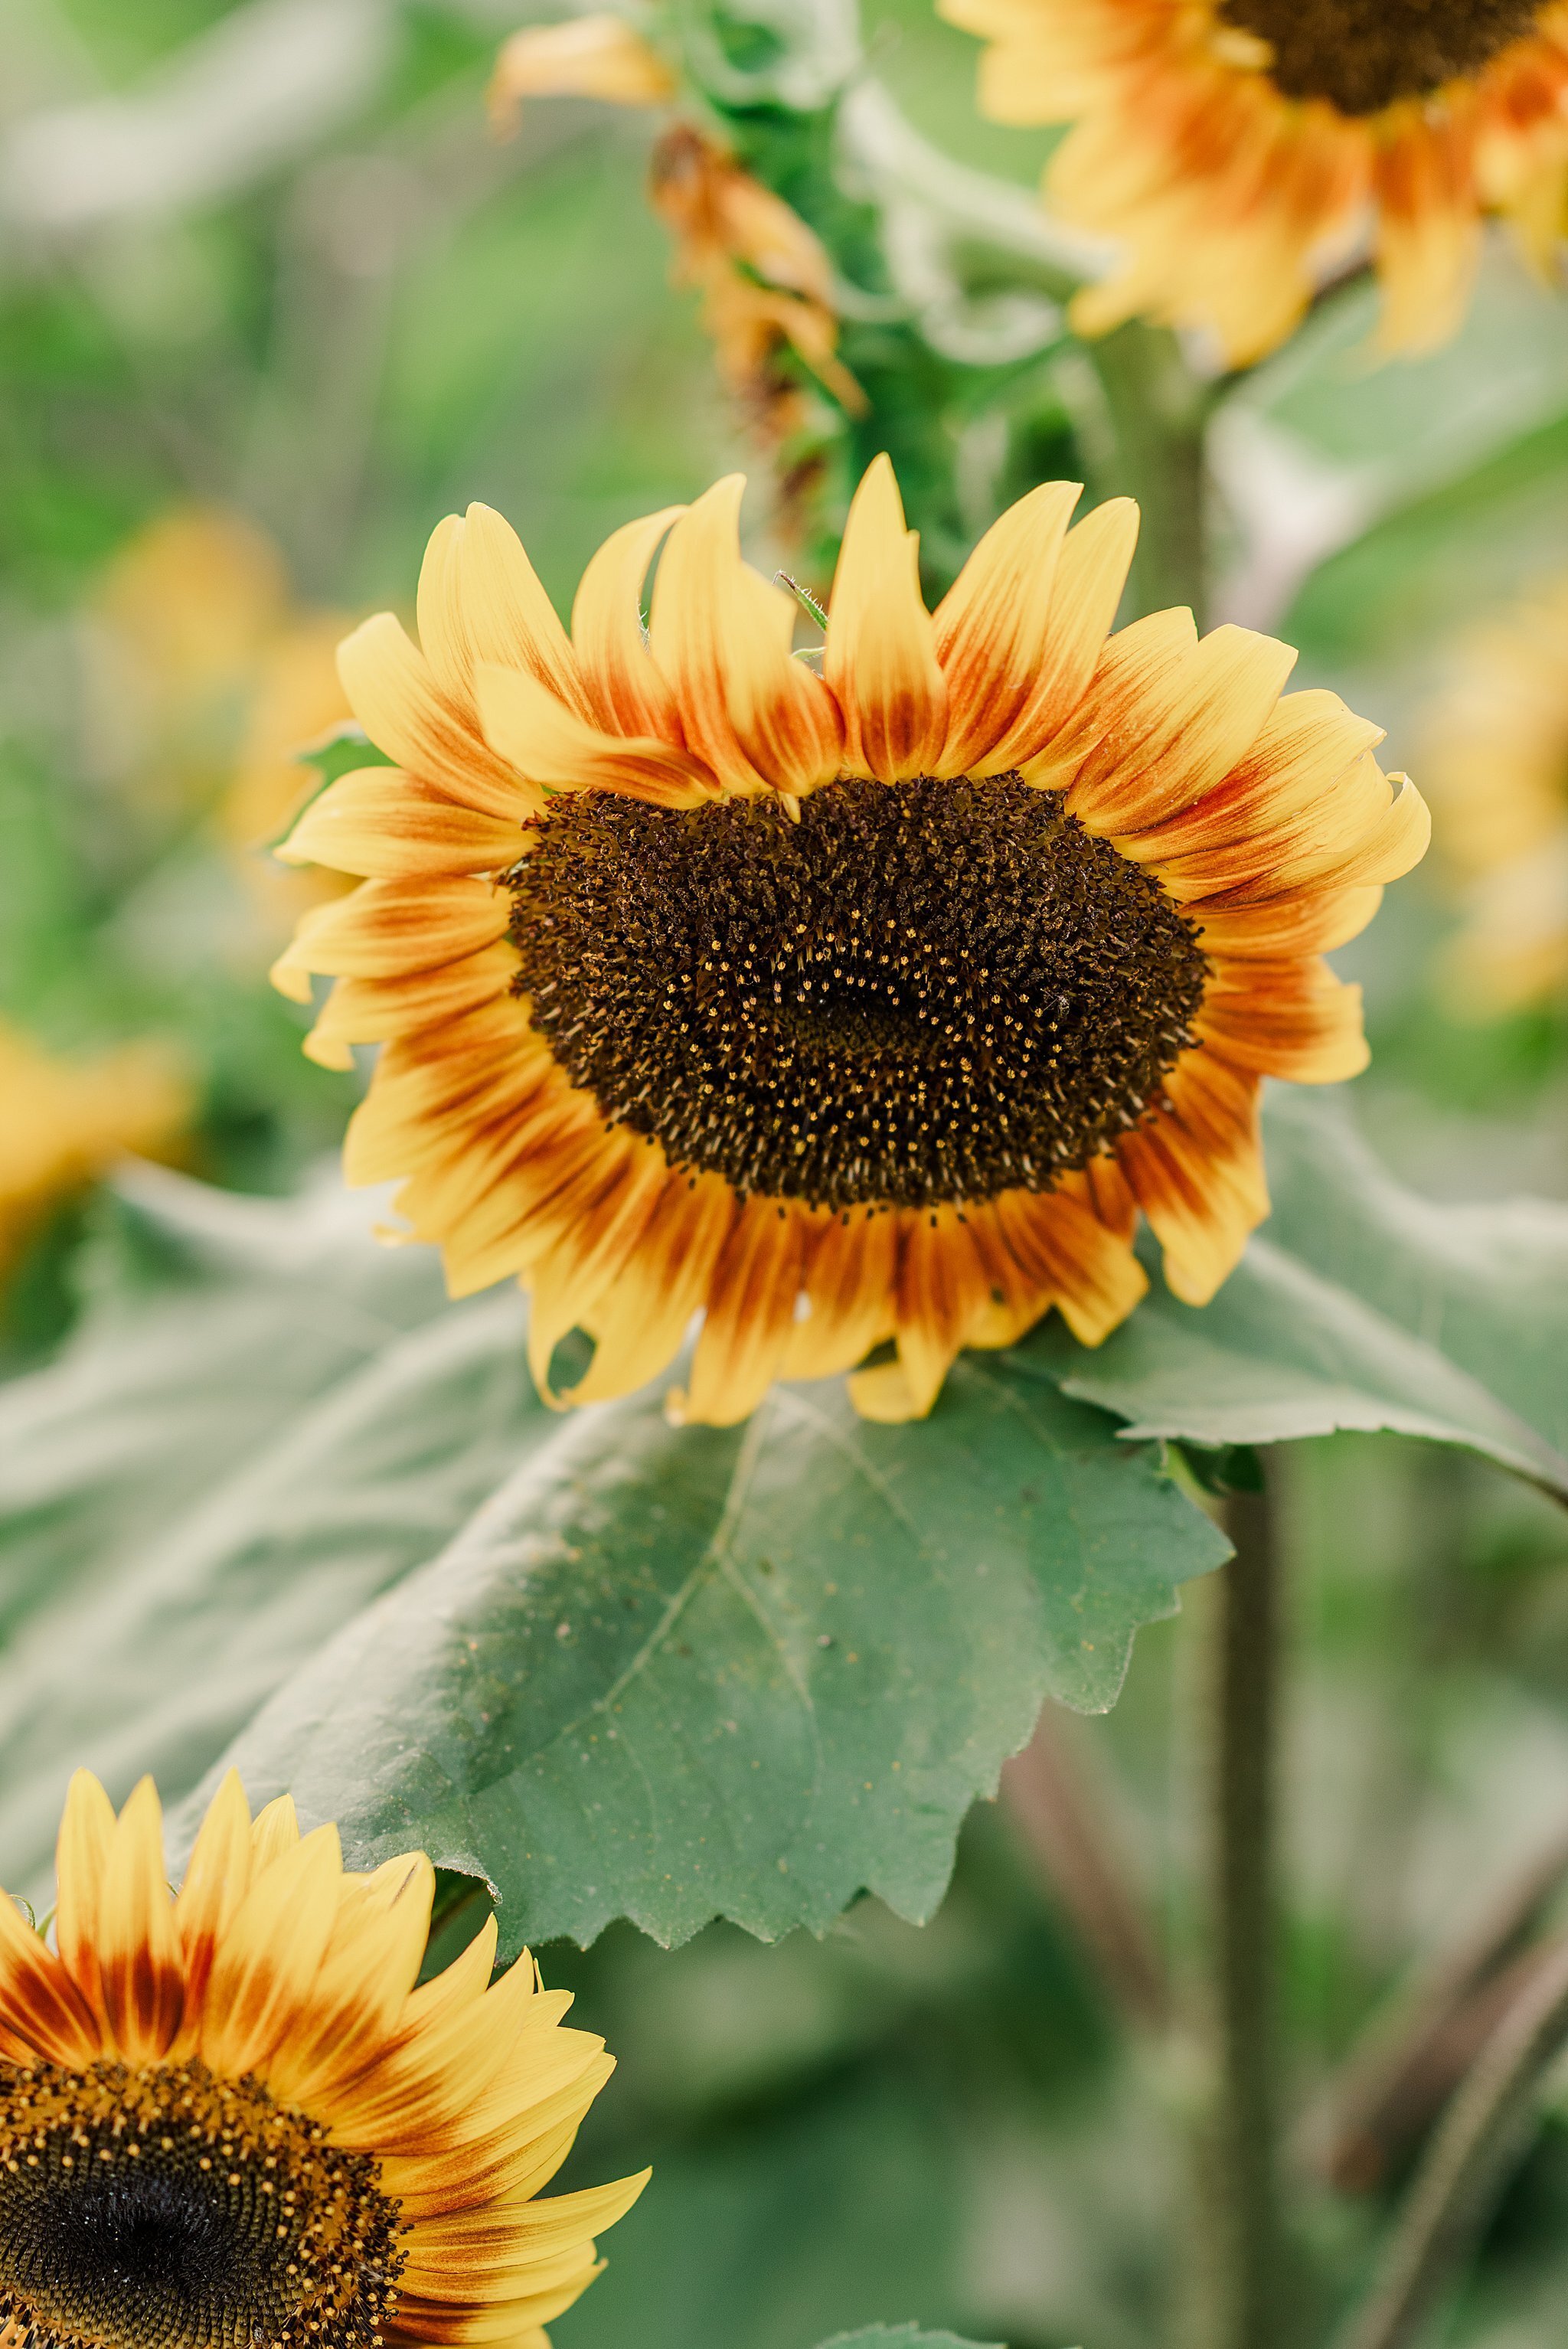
508,774,1209,1213
1219,0,1540,113
0,2062,403,2349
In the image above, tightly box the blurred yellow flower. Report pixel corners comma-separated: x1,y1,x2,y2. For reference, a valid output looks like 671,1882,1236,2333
0,1023,189,1282
944,0,1568,364
1423,574,1568,1012
648,123,867,439
91,507,356,937
488,11,675,129
488,21,862,442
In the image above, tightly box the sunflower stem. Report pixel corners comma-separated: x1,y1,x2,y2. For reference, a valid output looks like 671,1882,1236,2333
1073,321,1215,622
1186,1460,1285,2349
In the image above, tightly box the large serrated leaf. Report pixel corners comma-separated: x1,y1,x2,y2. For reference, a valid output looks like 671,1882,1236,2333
815,2331,1004,2349
167,1351,1223,1950
0,1160,1224,1952
1025,1087,1568,1490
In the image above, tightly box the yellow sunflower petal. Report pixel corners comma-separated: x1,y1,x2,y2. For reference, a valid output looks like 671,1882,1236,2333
648,478,843,797
1068,625,1299,838
54,1768,116,2009
571,506,688,743
266,1851,436,2107
825,455,948,782
279,769,533,879
273,877,509,1003
173,1767,253,2034
1118,1050,1268,1305
201,1824,342,2077
96,1776,185,2061
337,613,531,821
475,659,717,807
932,480,1083,777
0,1882,102,2065
670,1198,811,1426
416,505,592,726
488,14,675,129
986,495,1142,775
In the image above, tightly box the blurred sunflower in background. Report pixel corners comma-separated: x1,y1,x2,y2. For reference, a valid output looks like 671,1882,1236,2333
0,1025,188,1292
943,0,1568,361
90,508,355,946
0,1769,645,2349
1422,573,1568,1013
490,18,862,470
272,458,1426,1425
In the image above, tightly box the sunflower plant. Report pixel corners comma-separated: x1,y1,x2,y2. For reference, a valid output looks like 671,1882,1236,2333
4,5,1568,2349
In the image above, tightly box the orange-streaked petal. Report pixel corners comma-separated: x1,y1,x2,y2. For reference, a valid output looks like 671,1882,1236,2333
1116,1050,1268,1305
302,942,519,1071
1068,626,1299,836
266,1851,436,2107
54,1769,116,2009
672,1198,811,1425
475,661,717,807
338,613,534,821
525,1147,674,1401
825,456,947,782
279,769,531,880
853,1206,991,1422
273,876,509,1004
416,505,592,726
779,1208,899,1380
993,1180,1148,1346
932,480,1082,776
569,1174,738,1404
201,1824,342,2078
1022,605,1198,791
0,1880,102,2065
174,1769,253,2038
571,507,687,743
648,478,842,796
1195,954,1369,1083
96,1776,184,2061
987,497,1142,775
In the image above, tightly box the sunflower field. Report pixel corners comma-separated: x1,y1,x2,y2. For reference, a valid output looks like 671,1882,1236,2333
3,5,1568,2349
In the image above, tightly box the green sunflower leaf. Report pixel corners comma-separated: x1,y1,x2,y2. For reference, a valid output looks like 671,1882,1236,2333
262,722,397,850
166,1304,1223,1952
1026,1086,1568,1494
812,2331,1005,2349
5,1083,1561,1953
0,1161,1223,1953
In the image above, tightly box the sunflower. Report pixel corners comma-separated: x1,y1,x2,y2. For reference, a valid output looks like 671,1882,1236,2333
0,1024,188,1287
941,0,1568,362
88,507,356,939
272,459,1427,1424
0,1769,645,2349
647,123,867,443
488,24,861,445
1421,573,1568,1011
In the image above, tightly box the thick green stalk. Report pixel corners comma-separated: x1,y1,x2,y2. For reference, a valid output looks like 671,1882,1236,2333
1181,1466,1285,2349
1074,321,1215,619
